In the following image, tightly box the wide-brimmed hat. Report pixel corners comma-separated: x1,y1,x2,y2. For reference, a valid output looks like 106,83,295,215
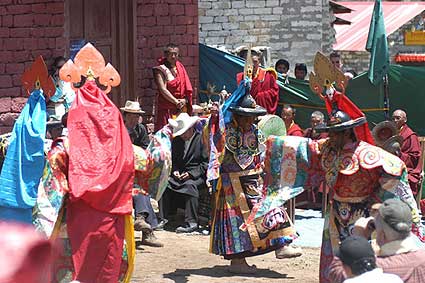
120,100,145,114
192,104,204,114
229,93,267,116
372,121,398,146
168,112,199,137
315,110,366,133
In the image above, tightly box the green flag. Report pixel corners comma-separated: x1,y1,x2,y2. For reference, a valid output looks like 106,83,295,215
366,0,389,85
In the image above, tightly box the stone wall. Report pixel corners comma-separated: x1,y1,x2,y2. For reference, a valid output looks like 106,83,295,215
339,51,369,75
0,0,65,134
0,0,199,133
136,0,199,118
388,11,425,58
199,0,334,74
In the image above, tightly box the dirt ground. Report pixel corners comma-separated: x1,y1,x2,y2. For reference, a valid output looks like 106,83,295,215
131,230,320,283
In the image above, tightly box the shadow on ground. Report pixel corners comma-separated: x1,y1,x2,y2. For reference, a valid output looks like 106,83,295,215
163,265,291,283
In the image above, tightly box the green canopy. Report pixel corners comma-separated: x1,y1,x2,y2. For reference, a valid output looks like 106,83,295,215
347,64,425,136
277,77,325,130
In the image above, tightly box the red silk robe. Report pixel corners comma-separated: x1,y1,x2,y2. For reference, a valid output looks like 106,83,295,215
67,80,134,283
154,60,193,131
237,68,279,114
400,125,422,195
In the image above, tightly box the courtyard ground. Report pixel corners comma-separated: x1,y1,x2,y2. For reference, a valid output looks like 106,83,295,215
131,209,324,283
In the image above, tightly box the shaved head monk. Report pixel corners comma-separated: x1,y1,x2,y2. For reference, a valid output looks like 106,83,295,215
392,109,422,195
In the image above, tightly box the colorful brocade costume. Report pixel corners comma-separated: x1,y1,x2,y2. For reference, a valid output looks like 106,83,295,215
28,43,173,283
32,126,172,283
206,116,298,258
246,135,424,283
253,51,425,283
34,135,131,283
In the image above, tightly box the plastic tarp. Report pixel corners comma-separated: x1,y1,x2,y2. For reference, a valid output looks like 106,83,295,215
346,64,425,136
199,44,425,136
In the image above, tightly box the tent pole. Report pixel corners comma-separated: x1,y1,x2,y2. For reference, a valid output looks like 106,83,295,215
383,74,390,120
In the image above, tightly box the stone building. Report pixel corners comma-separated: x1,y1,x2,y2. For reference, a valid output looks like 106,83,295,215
0,0,198,134
199,0,335,73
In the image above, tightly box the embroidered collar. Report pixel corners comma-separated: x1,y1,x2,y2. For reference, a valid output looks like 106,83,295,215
225,125,265,169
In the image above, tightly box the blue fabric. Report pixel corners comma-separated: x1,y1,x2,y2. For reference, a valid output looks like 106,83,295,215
0,89,46,223
221,79,250,124
50,86,63,103
133,194,158,229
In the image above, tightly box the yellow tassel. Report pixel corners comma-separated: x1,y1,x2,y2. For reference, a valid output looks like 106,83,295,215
123,215,135,283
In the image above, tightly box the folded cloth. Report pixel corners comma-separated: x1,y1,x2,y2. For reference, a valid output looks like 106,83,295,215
0,89,46,223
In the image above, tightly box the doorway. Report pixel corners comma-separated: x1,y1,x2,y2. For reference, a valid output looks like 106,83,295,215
65,0,136,107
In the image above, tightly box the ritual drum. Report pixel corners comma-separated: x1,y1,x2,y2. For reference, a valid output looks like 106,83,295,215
258,114,286,138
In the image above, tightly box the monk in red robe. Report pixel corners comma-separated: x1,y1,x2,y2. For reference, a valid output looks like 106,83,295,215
282,104,303,136
392,109,422,195
153,44,193,131
236,54,279,114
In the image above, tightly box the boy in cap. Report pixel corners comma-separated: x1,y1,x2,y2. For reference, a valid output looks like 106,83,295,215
337,236,402,282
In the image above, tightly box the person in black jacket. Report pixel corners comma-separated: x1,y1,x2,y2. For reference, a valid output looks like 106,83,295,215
161,113,208,233
121,100,162,247
121,101,150,149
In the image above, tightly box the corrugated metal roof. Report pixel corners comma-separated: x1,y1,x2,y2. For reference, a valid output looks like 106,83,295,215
334,2,425,51
329,0,353,14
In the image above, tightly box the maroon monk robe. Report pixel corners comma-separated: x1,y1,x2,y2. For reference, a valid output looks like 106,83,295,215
287,122,303,137
154,59,193,131
236,68,279,114
400,125,422,195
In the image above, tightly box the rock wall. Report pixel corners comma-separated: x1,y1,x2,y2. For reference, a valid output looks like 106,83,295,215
136,0,199,118
0,0,65,134
199,0,334,74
